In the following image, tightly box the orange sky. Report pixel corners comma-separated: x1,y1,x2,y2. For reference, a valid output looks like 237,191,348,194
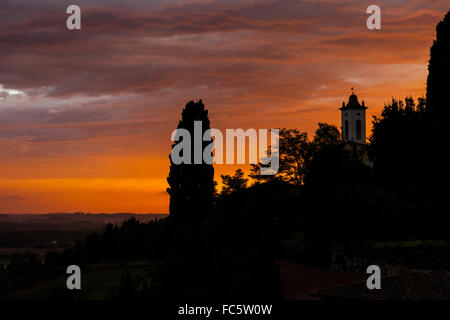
0,1,448,213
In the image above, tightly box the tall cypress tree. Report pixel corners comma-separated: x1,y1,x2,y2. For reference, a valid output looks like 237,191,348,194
167,100,214,220
426,11,450,187
427,11,450,119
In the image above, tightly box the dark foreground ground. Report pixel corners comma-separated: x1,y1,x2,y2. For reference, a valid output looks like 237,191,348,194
279,258,450,300
279,259,362,299
1,214,449,300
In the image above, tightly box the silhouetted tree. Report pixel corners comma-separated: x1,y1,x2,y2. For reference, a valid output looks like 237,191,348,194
427,11,450,190
221,169,248,195
250,124,340,186
369,97,429,191
167,100,215,220
427,11,450,123
248,157,277,184
302,121,379,264
250,128,311,186
277,129,312,186
312,122,341,149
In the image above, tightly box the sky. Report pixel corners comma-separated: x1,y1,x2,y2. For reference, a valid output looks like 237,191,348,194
0,0,448,213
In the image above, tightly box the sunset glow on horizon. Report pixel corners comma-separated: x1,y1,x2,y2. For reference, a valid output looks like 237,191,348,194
0,0,448,213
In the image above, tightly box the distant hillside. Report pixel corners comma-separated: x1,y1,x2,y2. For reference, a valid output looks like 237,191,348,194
0,213,168,231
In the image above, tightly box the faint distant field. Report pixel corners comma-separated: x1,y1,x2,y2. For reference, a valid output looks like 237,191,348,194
0,213,167,250
0,230,92,249
0,213,167,231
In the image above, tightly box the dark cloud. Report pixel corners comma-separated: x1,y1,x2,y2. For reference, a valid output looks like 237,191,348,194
0,1,446,99
0,1,447,175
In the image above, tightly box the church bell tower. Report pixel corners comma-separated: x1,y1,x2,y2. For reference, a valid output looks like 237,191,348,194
340,90,367,144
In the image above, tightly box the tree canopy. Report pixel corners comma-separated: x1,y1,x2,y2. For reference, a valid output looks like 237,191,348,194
221,169,248,195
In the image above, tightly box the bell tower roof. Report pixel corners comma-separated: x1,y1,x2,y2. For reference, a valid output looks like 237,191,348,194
340,91,368,111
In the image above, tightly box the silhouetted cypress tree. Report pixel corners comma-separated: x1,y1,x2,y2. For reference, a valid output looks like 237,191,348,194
426,11,450,188
167,100,214,220
427,11,450,120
